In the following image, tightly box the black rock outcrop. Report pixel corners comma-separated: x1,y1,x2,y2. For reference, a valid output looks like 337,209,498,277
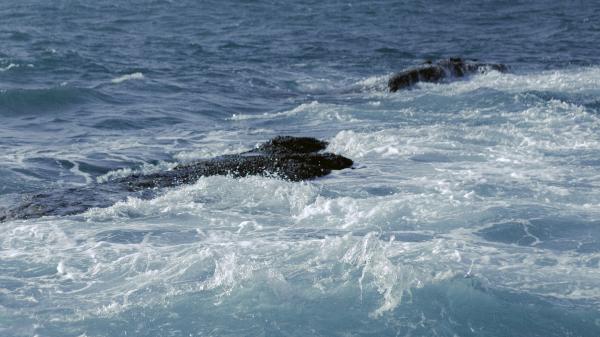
388,58,508,92
0,136,353,221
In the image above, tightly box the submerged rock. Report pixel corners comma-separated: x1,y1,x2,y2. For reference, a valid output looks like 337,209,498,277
388,58,508,92
0,136,353,221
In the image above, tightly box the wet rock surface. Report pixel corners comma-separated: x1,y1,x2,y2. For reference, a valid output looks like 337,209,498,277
0,136,353,221
388,58,508,92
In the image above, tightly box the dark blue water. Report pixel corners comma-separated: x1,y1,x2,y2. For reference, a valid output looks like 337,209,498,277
2,1,600,336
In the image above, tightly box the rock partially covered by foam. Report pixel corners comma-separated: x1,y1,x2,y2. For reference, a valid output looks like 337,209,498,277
388,58,508,92
122,136,354,189
0,136,353,221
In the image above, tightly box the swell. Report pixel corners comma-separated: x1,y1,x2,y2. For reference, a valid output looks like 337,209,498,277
0,86,113,115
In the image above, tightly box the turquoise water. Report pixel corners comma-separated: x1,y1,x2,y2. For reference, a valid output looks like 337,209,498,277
1,1,600,336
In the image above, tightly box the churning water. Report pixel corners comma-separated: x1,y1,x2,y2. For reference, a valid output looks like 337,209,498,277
2,1,600,336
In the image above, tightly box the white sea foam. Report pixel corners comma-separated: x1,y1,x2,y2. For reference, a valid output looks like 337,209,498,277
111,72,144,84
0,63,18,72
96,161,177,183
230,101,321,120
230,110,296,121
417,66,600,96
353,74,390,92
230,101,359,122
85,175,318,221
296,77,337,92
68,160,93,184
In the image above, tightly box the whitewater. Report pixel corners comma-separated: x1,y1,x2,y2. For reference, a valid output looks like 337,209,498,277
1,1,600,336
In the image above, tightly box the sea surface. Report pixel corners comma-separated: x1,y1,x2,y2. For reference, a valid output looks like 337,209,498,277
2,1,600,336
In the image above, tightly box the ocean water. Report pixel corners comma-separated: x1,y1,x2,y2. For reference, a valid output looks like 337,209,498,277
2,0,600,336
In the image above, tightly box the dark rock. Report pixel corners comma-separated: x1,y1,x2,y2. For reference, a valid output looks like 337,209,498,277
0,136,353,221
388,58,508,92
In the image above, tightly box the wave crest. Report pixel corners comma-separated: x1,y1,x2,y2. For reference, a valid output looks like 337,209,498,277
0,86,111,114
111,72,144,84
